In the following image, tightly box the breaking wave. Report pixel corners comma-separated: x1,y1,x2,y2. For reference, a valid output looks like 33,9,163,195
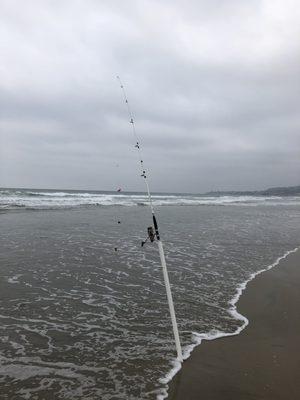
1,188,300,210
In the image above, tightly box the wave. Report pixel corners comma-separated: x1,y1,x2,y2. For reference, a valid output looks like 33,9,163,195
156,247,299,400
1,189,300,210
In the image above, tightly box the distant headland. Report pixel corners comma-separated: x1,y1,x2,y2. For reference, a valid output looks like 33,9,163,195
205,185,300,197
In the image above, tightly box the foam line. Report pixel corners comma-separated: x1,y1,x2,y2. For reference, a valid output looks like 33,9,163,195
156,247,299,400
1,190,300,210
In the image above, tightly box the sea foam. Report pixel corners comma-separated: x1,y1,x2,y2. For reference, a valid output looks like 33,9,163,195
1,188,300,210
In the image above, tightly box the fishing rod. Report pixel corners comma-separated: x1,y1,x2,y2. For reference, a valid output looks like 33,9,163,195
116,76,183,362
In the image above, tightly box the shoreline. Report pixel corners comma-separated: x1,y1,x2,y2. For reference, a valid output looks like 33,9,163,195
164,247,300,400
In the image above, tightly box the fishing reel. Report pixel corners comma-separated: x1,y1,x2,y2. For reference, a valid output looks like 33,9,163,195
141,226,156,247
114,224,156,252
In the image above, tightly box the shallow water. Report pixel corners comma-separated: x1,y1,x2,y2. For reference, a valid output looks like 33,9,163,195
0,204,300,399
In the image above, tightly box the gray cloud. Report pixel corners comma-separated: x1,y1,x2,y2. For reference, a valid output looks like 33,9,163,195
0,0,299,192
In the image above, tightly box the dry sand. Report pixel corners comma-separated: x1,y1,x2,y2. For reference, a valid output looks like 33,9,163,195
168,249,300,400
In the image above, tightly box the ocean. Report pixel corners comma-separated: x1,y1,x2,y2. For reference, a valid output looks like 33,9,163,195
1,188,300,399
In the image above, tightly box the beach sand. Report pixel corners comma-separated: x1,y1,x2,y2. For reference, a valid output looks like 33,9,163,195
168,249,300,400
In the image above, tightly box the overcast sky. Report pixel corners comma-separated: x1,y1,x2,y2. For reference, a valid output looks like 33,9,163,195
0,0,299,193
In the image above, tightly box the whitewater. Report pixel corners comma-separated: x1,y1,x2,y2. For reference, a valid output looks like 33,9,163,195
1,188,300,209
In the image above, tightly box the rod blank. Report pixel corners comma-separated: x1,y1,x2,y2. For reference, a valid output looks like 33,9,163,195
117,76,183,361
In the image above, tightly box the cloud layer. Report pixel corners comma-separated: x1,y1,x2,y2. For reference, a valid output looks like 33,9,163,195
1,0,299,192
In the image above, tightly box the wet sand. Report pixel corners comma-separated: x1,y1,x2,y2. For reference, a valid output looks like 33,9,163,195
168,249,300,400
